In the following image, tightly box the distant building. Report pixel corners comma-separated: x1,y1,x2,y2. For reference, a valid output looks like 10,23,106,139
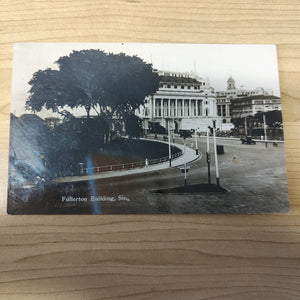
136,71,218,133
231,95,281,119
216,77,279,122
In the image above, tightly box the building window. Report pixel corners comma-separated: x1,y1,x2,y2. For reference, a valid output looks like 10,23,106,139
167,84,171,88
181,85,184,89
174,85,177,89
188,86,191,89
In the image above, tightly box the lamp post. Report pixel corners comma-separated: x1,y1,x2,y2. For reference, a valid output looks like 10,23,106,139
263,113,268,148
195,128,199,155
168,120,172,167
206,128,211,185
212,120,220,186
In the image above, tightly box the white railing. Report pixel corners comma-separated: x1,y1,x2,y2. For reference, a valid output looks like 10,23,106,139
83,151,183,174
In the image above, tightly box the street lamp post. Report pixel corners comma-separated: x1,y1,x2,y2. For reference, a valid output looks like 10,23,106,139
206,128,211,185
212,120,220,186
263,113,268,148
195,128,198,155
184,163,187,187
168,120,172,167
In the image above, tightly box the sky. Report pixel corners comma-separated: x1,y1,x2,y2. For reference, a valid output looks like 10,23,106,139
10,43,281,117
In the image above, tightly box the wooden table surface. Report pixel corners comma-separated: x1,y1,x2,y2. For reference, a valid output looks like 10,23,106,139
1,1,300,299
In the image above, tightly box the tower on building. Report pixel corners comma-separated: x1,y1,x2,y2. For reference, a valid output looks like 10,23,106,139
227,76,235,90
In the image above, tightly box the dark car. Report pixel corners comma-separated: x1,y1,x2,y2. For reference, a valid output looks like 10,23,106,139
240,136,256,145
179,130,192,138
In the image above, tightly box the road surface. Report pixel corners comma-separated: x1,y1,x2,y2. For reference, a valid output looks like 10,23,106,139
27,135,289,215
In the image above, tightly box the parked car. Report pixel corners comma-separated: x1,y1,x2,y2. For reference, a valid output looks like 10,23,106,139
179,130,192,138
240,136,256,145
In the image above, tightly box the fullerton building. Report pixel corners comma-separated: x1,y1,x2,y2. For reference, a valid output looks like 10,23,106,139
136,71,218,133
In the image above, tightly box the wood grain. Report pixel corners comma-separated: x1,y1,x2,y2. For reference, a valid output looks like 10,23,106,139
1,0,300,298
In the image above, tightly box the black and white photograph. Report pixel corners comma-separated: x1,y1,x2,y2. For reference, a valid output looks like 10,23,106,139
7,43,289,214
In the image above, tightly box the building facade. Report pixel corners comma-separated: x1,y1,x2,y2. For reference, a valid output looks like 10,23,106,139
216,77,278,122
136,71,217,133
231,95,281,119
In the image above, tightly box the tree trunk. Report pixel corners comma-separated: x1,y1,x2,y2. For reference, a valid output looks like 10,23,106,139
86,104,91,119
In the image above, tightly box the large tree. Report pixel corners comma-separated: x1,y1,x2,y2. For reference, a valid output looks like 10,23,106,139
124,113,143,139
254,110,283,128
231,110,283,129
26,49,159,122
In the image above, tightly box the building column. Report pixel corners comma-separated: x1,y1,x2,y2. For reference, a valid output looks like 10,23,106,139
175,99,178,117
160,99,163,117
189,99,192,117
226,103,230,117
196,100,198,117
168,99,171,117
220,105,223,117
199,100,202,116
181,100,183,117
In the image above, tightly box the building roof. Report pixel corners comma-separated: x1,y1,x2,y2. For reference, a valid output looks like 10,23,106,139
234,95,280,102
159,75,199,84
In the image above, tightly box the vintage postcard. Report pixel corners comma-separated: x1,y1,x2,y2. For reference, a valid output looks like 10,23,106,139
7,43,289,214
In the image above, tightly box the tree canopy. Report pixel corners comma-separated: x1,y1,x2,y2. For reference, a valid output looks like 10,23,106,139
26,49,160,120
231,110,283,128
254,110,282,127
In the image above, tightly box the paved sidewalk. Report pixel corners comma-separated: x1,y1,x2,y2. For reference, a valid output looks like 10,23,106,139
52,140,201,183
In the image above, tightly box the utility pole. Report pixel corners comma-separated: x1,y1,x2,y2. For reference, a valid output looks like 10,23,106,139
183,140,187,187
263,113,268,148
168,120,172,166
206,128,211,185
212,120,220,186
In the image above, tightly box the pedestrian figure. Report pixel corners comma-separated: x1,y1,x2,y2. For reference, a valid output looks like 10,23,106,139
145,158,149,168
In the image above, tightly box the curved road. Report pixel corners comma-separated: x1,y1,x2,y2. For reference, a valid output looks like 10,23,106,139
43,135,289,214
